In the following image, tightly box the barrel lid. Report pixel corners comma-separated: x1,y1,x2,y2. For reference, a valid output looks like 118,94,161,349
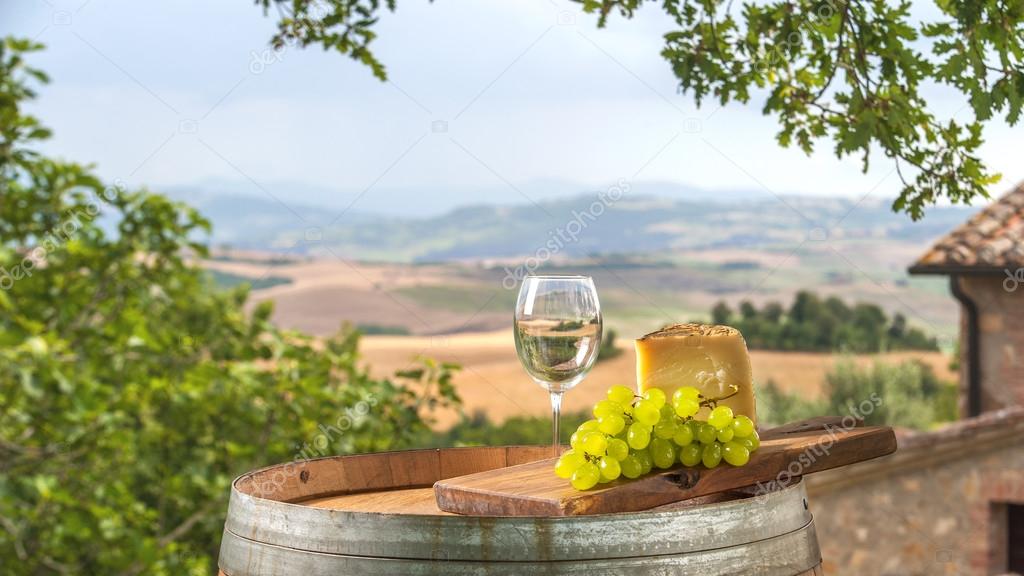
222,446,812,562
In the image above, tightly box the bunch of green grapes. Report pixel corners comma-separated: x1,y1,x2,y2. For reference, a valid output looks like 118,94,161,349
554,385,760,490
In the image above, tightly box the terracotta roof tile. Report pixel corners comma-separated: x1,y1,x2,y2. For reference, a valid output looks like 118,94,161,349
910,182,1024,273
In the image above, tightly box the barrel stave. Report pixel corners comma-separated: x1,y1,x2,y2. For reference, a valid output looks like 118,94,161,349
219,446,822,576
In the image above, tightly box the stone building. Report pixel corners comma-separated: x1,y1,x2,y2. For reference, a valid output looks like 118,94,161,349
910,182,1024,416
794,181,1019,569
808,408,1024,574
805,183,1024,575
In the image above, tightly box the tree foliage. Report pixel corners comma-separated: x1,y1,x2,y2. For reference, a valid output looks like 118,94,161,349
257,0,1024,219
426,410,591,447
0,38,460,575
710,290,939,352
597,328,624,363
757,358,958,429
255,0,399,79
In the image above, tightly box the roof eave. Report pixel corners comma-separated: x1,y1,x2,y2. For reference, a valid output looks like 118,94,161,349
907,264,1012,276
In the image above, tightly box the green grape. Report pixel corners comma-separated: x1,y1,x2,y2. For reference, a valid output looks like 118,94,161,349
659,404,675,421
696,422,718,444
731,415,755,438
672,424,694,447
554,450,585,479
593,400,623,419
634,448,653,474
685,419,701,436
578,419,600,432
722,441,750,466
673,397,700,418
702,442,723,468
570,431,582,450
599,456,622,481
598,413,626,435
672,386,701,403
708,405,734,429
620,455,643,479
735,437,755,452
633,400,660,426
582,431,609,456
571,462,600,490
653,419,678,440
607,438,629,461
626,423,651,450
607,385,635,405
679,443,702,467
642,387,666,409
748,430,760,451
716,426,734,443
650,438,677,469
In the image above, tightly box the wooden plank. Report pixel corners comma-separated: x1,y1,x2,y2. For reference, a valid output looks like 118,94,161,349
435,418,896,516
506,445,563,466
299,486,756,516
761,415,853,436
303,487,449,515
439,446,507,479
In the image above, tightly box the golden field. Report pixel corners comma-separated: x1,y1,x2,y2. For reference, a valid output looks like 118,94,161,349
203,253,960,341
201,254,960,428
359,331,956,427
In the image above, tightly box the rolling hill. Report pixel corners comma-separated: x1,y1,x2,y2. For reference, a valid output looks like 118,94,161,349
171,184,977,263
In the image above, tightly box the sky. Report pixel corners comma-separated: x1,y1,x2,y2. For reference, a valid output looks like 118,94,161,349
2,0,1022,216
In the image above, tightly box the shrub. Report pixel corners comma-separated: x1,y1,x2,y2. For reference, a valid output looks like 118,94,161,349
757,359,958,430
0,38,458,575
427,410,591,447
711,292,940,352
597,328,624,363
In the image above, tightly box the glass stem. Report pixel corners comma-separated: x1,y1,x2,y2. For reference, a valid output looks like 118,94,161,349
550,390,564,457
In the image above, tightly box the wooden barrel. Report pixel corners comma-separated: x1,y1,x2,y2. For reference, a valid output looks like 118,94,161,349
219,446,822,575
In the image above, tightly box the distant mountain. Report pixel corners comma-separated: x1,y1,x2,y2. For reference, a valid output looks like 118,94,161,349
165,185,373,248
168,179,787,219
166,184,979,263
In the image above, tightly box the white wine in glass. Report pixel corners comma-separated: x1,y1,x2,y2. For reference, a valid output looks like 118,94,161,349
513,275,602,455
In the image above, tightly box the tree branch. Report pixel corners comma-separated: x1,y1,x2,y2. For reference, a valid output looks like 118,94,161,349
811,2,850,102
116,498,220,576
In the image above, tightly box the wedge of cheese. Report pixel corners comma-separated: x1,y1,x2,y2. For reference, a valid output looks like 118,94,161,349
635,323,756,423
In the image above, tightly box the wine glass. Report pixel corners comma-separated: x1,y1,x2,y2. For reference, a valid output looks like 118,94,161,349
514,275,602,455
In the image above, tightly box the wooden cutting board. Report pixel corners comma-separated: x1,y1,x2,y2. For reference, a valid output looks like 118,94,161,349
434,416,896,516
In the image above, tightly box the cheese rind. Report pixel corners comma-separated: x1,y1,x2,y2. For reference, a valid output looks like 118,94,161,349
635,323,756,423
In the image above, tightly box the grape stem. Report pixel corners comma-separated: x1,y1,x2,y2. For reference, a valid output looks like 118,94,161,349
699,385,740,409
